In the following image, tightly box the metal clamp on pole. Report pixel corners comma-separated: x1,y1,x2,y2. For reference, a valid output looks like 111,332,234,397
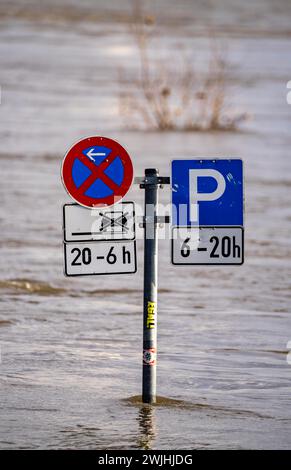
134,176,170,188
137,215,171,228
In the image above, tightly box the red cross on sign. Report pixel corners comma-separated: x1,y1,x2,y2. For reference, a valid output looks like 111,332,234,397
61,136,134,208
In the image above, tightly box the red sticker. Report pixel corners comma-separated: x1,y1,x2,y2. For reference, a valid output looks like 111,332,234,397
143,348,157,366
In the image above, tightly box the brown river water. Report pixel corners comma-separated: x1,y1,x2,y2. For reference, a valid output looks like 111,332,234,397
0,0,291,449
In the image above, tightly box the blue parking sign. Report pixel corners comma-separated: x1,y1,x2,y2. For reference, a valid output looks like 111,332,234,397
172,159,243,226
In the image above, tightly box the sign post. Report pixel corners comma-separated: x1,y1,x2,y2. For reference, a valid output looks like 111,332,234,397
137,169,170,404
141,169,159,404
61,139,244,404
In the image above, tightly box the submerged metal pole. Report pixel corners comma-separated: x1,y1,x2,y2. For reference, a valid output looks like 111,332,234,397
142,168,159,404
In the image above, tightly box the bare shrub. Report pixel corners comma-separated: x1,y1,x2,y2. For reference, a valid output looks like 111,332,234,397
119,0,248,131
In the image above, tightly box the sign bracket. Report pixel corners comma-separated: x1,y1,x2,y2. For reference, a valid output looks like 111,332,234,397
136,215,171,228
134,176,171,187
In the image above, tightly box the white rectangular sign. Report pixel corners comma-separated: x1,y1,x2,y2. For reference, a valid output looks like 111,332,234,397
63,202,135,242
64,241,137,276
172,226,244,265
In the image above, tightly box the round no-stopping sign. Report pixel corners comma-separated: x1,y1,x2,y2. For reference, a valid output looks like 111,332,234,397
61,136,134,208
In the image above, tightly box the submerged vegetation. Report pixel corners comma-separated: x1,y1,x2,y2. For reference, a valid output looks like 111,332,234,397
119,0,248,132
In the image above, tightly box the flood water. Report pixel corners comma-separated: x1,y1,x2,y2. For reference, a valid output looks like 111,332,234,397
0,0,291,449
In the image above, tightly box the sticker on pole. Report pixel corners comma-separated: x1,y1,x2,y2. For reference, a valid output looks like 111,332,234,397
61,136,134,208
63,202,135,242
143,348,156,366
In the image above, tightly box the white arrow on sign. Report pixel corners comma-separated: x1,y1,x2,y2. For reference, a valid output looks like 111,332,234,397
86,148,106,161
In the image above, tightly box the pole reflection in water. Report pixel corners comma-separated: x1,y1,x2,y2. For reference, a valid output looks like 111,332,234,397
137,405,157,450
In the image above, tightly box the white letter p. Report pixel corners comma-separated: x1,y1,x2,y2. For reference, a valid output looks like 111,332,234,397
189,169,226,222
